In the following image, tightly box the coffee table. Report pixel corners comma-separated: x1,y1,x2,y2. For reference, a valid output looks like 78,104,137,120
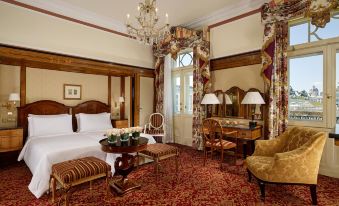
99,137,148,196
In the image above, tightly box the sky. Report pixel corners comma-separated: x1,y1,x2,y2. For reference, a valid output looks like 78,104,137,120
289,15,339,93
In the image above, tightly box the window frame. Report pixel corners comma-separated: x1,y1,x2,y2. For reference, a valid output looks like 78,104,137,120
172,50,194,117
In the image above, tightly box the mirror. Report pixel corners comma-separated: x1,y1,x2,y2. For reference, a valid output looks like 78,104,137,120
211,86,264,120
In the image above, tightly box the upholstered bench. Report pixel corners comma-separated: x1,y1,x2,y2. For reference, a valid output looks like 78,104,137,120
50,156,111,206
139,143,179,181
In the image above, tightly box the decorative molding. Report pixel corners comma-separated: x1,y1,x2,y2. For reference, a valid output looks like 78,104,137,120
1,0,129,37
0,44,155,77
210,50,262,71
182,0,268,29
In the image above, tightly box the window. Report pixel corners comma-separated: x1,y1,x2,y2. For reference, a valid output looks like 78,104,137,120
175,52,193,68
172,50,194,115
289,12,339,46
288,53,324,121
288,15,339,128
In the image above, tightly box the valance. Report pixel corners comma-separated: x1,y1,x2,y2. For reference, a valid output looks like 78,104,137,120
262,0,338,28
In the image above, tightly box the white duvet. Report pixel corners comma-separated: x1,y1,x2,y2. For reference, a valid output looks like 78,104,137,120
18,131,156,198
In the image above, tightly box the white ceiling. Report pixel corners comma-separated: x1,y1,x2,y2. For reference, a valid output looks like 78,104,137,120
15,0,268,34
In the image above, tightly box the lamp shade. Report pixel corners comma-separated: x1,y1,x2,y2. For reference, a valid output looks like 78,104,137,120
119,96,125,103
241,92,265,105
201,93,220,105
225,94,232,104
9,93,20,101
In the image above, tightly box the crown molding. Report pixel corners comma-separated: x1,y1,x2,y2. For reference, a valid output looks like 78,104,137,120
181,0,268,29
14,0,127,33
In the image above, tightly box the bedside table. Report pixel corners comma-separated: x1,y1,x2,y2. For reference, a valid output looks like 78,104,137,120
111,119,129,129
0,127,23,153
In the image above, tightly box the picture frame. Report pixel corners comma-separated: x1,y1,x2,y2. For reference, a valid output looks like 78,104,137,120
63,84,82,100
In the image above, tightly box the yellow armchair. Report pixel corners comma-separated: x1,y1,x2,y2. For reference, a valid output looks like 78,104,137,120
246,127,326,205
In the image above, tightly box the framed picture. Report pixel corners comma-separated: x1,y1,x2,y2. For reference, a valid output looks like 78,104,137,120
63,84,82,100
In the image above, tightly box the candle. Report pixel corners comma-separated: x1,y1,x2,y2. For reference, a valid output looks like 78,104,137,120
165,13,169,24
137,6,140,11
155,8,158,13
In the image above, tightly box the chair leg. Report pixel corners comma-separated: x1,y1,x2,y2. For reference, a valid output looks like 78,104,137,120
154,158,159,182
258,181,265,200
310,184,317,205
203,149,206,166
220,150,224,169
50,176,56,203
247,169,252,182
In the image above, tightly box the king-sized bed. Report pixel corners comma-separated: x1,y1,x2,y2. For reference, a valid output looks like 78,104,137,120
17,100,155,198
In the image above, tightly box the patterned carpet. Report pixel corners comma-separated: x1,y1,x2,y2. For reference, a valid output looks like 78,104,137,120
1,144,339,206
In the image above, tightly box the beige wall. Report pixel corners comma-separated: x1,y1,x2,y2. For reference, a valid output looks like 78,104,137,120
26,68,108,106
111,77,121,119
0,65,20,128
0,2,153,68
125,77,131,126
210,12,263,59
211,64,264,92
140,77,154,127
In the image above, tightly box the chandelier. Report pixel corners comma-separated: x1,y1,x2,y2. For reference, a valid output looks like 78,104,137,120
126,0,170,45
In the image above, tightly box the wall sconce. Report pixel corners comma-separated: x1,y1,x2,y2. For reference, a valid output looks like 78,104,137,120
119,96,125,103
1,93,20,110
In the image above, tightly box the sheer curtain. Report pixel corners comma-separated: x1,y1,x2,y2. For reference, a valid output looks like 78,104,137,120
163,54,174,143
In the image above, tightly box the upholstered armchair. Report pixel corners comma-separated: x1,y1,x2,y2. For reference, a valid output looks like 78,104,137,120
246,127,326,205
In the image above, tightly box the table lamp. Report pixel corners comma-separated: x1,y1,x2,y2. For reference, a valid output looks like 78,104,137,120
241,91,265,128
201,93,220,118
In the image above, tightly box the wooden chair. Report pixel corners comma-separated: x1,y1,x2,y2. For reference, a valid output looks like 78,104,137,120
144,113,165,143
202,118,237,169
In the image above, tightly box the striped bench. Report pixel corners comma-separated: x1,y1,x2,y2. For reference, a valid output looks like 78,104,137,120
139,143,179,181
50,156,111,206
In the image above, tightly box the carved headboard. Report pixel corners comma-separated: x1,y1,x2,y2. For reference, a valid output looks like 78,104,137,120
71,100,110,131
18,100,70,141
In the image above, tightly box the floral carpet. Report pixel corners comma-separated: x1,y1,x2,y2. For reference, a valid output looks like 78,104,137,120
1,144,339,206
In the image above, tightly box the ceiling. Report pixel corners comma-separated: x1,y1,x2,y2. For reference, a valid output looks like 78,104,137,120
15,0,268,34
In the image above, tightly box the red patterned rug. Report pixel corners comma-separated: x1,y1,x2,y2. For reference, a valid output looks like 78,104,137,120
1,144,339,206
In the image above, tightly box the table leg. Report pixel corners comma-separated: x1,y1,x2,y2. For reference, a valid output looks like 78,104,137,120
242,142,247,159
109,153,141,196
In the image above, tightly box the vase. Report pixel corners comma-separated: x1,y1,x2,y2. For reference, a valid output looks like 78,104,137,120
132,132,140,140
108,135,118,144
120,133,130,142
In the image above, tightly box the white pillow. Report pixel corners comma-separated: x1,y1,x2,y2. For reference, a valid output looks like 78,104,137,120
28,114,69,137
78,113,112,132
28,114,73,137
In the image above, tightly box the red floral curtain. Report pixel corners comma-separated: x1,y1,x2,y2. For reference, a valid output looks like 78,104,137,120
154,27,210,149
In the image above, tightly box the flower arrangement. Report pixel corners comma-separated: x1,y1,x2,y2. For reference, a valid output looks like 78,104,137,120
106,126,144,143
131,126,143,140
106,128,120,144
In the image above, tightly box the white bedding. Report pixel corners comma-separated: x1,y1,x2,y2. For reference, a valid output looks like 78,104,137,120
18,131,156,198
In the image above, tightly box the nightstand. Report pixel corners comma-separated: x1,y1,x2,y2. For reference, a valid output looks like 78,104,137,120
111,119,129,129
0,127,23,153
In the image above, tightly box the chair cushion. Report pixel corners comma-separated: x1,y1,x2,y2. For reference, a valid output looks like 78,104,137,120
146,128,164,135
52,157,110,184
246,156,273,182
205,139,236,149
141,143,178,158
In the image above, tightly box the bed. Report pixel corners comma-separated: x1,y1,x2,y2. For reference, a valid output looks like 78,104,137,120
17,100,156,198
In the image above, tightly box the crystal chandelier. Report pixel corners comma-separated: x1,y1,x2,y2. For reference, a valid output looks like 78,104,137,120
126,0,170,45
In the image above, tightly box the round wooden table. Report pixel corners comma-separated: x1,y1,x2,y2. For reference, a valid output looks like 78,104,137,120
99,137,148,196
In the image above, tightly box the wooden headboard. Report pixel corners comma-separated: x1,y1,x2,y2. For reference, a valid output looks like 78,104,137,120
71,100,110,131
18,100,70,141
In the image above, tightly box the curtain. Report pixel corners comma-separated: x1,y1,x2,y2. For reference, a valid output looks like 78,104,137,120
163,54,174,143
155,57,164,113
153,26,210,149
262,22,289,139
192,44,211,150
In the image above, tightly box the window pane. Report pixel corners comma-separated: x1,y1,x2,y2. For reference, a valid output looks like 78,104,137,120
310,14,339,42
288,53,323,121
176,51,193,68
336,51,339,123
173,75,181,114
184,73,193,114
289,22,309,45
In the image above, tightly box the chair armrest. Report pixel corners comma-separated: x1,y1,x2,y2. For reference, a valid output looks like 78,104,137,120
252,138,282,157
